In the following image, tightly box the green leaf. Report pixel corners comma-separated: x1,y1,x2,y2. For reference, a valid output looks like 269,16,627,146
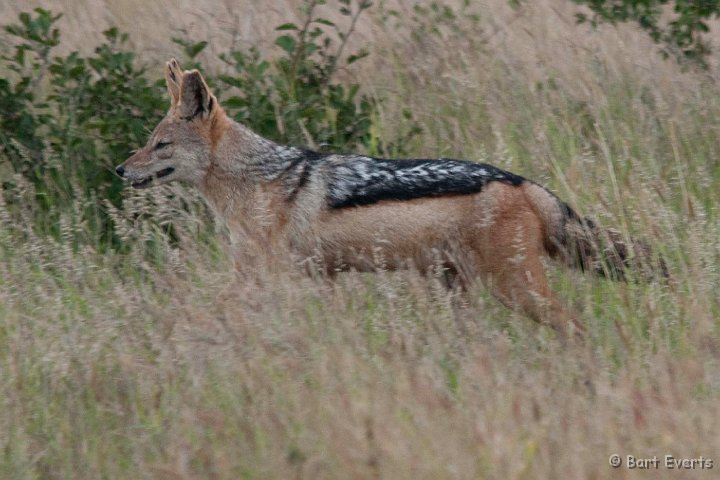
217,74,244,88
187,40,208,59
276,23,299,31
223,96,248,109
314,18,336,27
347,49,369,65
19,12,30,28
275,35,296,54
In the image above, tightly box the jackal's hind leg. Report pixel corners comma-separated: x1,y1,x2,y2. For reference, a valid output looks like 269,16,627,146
476,213,585,341
490,254,584,340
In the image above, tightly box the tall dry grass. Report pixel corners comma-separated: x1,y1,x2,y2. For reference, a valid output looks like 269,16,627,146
1,1,720,479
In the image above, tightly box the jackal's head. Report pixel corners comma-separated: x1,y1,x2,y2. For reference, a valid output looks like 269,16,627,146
115,59,225,188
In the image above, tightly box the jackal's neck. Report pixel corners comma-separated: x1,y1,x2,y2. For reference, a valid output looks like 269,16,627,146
198,118,304,228
206,119,306,181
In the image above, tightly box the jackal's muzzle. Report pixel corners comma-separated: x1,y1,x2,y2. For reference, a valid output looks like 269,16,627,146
115,163,175,189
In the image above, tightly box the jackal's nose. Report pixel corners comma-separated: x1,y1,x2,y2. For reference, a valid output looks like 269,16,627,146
115,164,125,177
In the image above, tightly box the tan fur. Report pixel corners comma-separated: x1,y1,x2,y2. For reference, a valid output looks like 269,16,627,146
304,184,583,335
118,60,602,341
199,162,585,338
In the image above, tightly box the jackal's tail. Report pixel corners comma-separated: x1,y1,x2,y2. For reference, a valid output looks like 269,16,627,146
523,183,668,281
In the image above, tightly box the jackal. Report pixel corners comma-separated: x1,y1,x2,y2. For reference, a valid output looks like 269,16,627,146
116,59,664,339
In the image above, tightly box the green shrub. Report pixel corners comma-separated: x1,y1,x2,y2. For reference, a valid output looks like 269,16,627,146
218,0,380,151
572,0,720,65
0,9,166,248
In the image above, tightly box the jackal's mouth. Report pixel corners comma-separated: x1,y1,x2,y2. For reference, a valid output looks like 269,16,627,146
131,167,175,189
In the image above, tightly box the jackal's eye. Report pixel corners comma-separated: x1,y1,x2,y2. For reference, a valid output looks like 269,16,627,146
154,141,171,150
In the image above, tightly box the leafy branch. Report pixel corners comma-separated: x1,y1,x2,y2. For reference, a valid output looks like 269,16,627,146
573,0,720,66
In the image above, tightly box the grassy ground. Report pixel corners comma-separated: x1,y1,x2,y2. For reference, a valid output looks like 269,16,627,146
1,1,720,478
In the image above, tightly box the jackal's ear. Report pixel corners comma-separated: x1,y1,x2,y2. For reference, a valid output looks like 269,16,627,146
165,58,183,106
178,70,215,121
